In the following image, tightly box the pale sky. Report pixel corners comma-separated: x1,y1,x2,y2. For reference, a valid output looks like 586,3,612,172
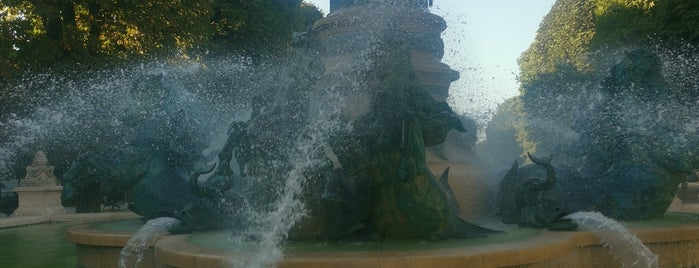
304,0,556,123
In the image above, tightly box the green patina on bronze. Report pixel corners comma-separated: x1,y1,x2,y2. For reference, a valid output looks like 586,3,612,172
62,4,496,241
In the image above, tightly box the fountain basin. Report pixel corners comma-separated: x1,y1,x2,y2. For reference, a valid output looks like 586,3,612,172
65,219,158,268
65,212,699,267
0,223,78,267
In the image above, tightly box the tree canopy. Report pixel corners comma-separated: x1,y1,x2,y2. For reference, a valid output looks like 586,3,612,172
519,0,699,86
0,0,322,81
484,0,699,164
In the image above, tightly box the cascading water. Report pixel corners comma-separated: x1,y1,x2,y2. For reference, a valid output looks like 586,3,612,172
119,217,182,268
6,3,504,268
1,5,413,267
227,126,337,267
0,59,250,181
0,56,330,267
225,88,349,267
564,211,659,268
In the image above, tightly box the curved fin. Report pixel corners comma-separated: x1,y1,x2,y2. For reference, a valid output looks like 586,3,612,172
449,215,503,239
189,163,218,196
526,152,556,190
527,152,552,166
504,160,519,181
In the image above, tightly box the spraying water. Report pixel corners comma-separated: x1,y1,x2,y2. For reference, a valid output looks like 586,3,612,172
564,211,658,268
226,121,344,267
224,43,355,267
118,217,182,268
2,4,490,268
0,58,313,267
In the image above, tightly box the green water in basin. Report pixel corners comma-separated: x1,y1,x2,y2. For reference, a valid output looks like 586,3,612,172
186,212,699,253
0,211,695,268
0,223,78,268
285,226,542,253
186,223,543,253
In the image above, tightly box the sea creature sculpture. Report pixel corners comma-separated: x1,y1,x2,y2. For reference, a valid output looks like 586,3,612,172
62,147,239,233
498,153,577,230
63,2,499,241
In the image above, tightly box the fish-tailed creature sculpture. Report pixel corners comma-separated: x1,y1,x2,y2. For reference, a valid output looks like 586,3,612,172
498,153,577,230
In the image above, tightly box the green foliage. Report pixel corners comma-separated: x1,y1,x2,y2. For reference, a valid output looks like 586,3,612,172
518,0,596,85
0,0,322,124
476,96,534,169
505,0,699,173
591,2,659,48
0,0,322,83
210,0,321,55
520,0,699,88
653,0,699,43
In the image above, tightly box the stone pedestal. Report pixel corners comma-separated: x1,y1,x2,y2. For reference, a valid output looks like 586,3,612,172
12,151,65,217
312,4,458,112
292,4,488,240
13,186,65,216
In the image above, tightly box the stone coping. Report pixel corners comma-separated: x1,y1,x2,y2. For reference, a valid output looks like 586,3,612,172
0,211,139,229
51,211,139,223
152,224,699,268
155,232,581,268
65,223,137,247
13,186,63,191
0,215,45,229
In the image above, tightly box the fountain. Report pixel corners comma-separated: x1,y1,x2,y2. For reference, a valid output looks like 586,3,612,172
47,1,495,266
0,0,698,267
62,0,490,238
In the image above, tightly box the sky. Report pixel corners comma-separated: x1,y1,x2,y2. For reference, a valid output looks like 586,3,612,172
304,0,556,123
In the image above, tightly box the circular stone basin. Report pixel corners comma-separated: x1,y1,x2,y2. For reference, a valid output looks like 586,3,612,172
65,219,146,247
67,212,699,268
156,224,550,268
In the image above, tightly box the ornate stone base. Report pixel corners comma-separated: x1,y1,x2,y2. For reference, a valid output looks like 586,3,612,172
12,186,65,217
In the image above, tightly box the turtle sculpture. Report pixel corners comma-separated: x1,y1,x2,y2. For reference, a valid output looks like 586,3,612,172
497,153,577,230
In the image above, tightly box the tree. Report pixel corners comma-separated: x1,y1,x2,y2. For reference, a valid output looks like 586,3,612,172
0,0,322,83
518,0,596,86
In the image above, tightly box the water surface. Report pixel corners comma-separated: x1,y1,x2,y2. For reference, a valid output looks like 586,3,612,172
0,223,78,268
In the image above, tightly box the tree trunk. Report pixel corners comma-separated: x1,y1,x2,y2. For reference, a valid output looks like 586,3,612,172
76,182,102,213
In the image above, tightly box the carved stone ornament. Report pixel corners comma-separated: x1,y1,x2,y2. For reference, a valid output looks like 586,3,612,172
20,151,60,187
